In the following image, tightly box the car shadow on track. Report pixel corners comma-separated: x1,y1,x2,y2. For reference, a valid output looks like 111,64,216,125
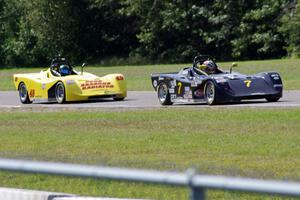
33,98,131,105
174,99,280,106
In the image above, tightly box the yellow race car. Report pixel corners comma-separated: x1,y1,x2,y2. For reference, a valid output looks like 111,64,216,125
13,58,127,104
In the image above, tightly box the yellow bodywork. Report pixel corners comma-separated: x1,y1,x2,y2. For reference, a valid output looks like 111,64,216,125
13,68,127,102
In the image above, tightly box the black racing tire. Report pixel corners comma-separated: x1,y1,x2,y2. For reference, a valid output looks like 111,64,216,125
266,97,280,102
55,82,66,104
113,97,125,101
18,82,32,104
204,80,217,105
157,82,173,105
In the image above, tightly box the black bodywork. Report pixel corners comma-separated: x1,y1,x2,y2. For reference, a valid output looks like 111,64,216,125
151,55,283,105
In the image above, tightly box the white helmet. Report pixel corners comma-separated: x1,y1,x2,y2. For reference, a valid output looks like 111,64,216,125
202,60,217,74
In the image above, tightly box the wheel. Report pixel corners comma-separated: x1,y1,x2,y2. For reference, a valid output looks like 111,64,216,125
55,82,66,104
266,97,280,102
18,82,32,104
113,97,125,101
204,80,217,105
157,82,173,105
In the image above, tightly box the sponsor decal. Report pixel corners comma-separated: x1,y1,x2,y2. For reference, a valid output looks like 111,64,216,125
183,89,191,98
184,90,193,99
215,78,227,83
169,88,175,93
171,80,176,87
42,83,46,90
81,80,114,90
29,89,35,98
158,77,164,81
153,80,158,87
171,94,177,99
191,81,197,87
66,80,75,85
14,77,18,82
188,91,193,98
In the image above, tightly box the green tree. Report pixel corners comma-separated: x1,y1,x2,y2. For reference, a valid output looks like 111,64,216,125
24,0,85,64
86,0,139,59
0,1,4,66
1,0,88,66
0,0,25,66
0,0,297,66
279,0,300,57
231,0,288,59
123,1,280,62
123,1,207,62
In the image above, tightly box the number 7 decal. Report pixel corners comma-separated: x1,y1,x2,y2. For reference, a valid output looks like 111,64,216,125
177,82,182,94
244,80,252,88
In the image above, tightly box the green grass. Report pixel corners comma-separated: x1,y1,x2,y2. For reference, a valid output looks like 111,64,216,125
1,58,300,91
0,108,300,199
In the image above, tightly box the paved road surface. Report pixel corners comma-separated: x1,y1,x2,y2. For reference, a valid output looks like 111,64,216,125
0,91,300,109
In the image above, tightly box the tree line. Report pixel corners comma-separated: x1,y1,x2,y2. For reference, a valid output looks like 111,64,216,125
0,0,299,67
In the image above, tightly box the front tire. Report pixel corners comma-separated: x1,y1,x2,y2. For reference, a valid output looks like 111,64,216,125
18,82,32,104
55,82,66,104
157,82,173,105
204,80,217,105
113,97,125,101
266,97,280,102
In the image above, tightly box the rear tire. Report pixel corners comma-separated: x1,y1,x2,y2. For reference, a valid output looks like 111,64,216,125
204,80,217,105
157,82,173,105
55,82,66,104
266,97,280,102
18,82,32,104
113,97,125,101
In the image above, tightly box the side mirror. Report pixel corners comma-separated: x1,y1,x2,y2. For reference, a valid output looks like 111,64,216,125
81,63,86,75
230,62,238,73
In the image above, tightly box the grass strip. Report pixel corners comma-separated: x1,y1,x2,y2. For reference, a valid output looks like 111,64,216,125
0,108,299,199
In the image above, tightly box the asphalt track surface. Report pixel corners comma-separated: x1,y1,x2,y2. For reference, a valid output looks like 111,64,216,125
0,91,300,110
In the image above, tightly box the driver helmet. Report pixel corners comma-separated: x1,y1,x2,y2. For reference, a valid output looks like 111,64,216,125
202,60,217,74
59,65,70,76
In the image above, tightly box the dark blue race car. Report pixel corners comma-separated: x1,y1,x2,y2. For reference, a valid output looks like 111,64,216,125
151,55,283,105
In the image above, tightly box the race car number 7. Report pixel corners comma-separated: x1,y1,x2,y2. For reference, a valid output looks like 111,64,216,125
244,80,252,88
177,82,182,94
